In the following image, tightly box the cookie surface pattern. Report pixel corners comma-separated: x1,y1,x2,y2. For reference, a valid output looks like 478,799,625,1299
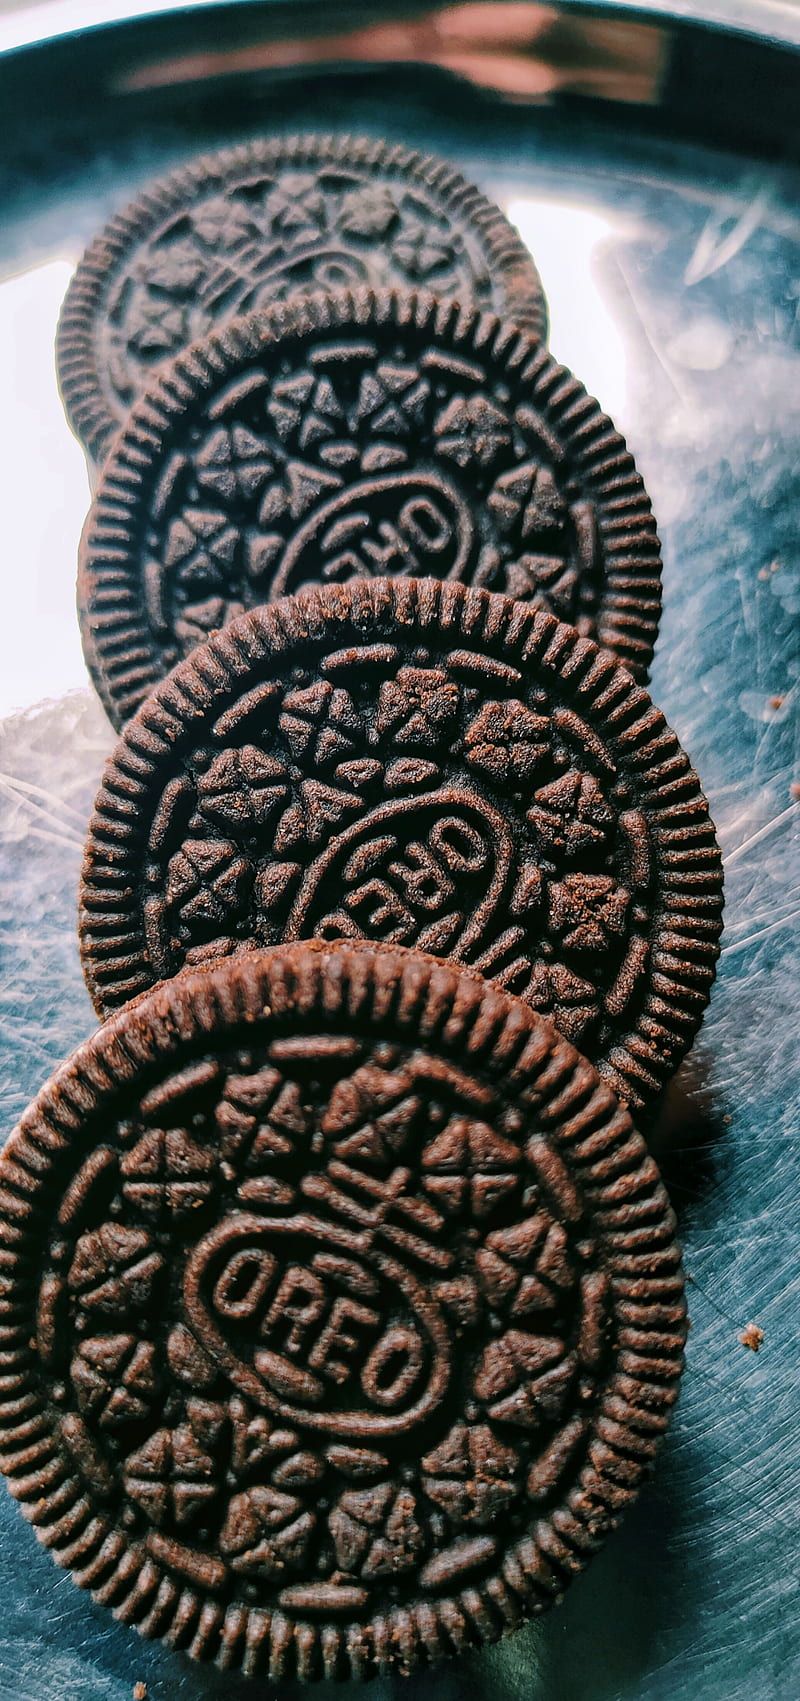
57,133,547,461
78,290,661,729
0,942,685,1682
79,580,723,1108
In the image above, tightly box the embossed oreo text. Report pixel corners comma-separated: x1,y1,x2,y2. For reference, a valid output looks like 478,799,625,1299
139,636,652,1056
186,1212,450,1437
36,1027,614,1618
271,471,474,598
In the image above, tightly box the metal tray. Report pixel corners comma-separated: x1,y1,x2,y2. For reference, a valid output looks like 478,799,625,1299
0,4,798,1697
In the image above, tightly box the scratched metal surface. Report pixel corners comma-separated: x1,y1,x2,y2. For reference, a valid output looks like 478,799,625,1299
0,5,799,1699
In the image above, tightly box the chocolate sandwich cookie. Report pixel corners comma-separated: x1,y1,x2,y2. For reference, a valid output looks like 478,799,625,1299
79,580,722,1109
57,133,547,463
0,940,686,1682
78,290,661,730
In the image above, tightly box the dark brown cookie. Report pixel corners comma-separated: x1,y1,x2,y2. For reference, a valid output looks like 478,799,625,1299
0,940,686,1682
79,579,722,1109
77,289,661,730
57,133,547,463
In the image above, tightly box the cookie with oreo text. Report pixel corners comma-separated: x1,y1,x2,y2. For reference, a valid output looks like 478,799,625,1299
57,132,547,463
77,289,662,730
0,940,685,1682
79,578,722,1109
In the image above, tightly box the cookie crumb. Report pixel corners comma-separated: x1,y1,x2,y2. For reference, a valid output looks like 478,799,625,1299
791,783,800,802
133,1684,147,1701
739,1323,763,1352
769,695,784,711
757,567,770,582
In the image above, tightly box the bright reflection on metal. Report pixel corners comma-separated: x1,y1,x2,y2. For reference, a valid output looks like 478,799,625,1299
0,0,226,57
505,195,634,422
0,258,89,715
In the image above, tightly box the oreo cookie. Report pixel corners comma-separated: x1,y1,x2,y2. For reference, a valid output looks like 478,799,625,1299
78,289,661,731
57,133,547,463
79,579,722,1109
0,940,686,1681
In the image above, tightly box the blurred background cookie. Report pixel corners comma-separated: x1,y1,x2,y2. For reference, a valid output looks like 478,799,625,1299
57,132,548,464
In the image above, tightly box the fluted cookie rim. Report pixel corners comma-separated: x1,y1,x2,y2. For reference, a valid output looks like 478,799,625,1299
0,939,685,1683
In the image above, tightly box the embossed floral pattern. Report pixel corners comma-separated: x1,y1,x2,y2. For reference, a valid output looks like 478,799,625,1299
376,667,460,748
219,1485,316,1577
391,218,458,279
126,293,188,356
120,1127,218,1223
263,173,327,234
421,1423,520,1526
488,462,567,540
473,1328,576,1428
163,507,238,583
463,699,550,785
527,769,613,857
197,747,289,831
338,183,399,237
166,837,251,932
433,393,512,469
123,1425,217,1528
142,238,207,295
190,194,258,248
547,873,630,957
72,1336,159,1429
195,425,275,503
68,1225,163,1317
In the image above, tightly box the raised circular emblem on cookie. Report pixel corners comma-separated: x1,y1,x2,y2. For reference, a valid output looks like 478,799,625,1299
0,941,686,1682
77,290,661,729
79,579,723,1109
57,132,548,462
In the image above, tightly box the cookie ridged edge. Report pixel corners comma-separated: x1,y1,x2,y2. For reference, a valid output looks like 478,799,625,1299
78,286,662,725
0,940,685,1682
78,577,721,1108
57,130,548,463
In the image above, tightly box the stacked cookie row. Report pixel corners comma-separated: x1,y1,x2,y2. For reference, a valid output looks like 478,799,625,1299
0,136,722,1684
